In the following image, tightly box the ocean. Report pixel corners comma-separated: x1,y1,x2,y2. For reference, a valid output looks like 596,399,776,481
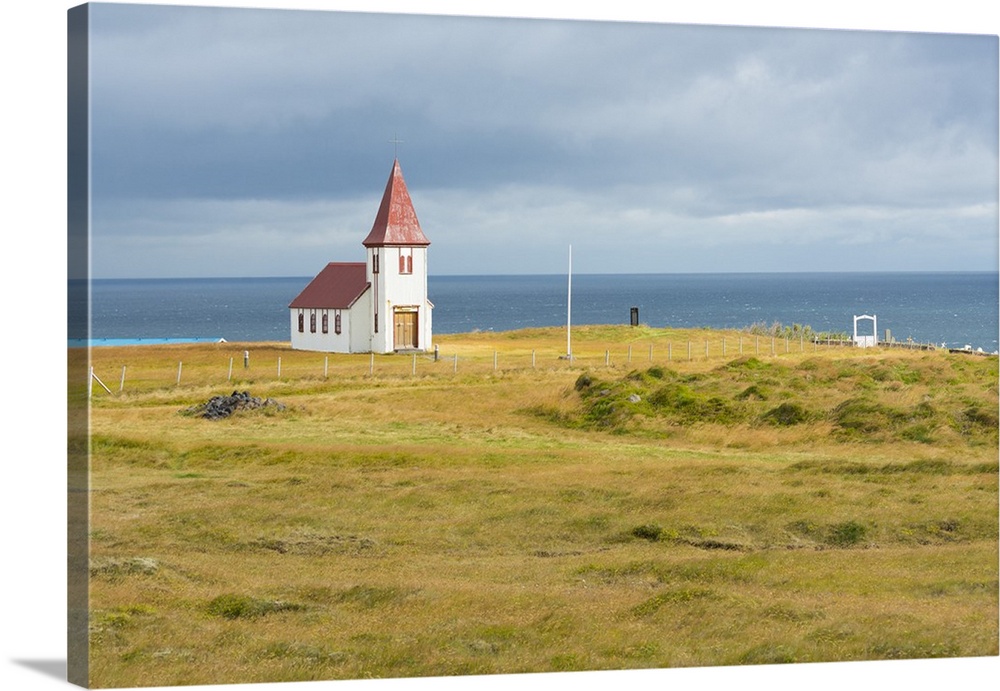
79,272,999,352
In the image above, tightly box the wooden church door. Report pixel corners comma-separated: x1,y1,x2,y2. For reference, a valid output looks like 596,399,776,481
393,309,418,349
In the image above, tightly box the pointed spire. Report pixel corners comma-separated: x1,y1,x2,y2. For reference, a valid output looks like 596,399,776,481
362,159,430,248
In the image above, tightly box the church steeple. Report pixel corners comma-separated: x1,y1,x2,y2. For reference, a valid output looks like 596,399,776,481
362,159,431,248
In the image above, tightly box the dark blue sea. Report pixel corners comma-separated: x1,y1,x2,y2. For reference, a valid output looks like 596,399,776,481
77,272,998,352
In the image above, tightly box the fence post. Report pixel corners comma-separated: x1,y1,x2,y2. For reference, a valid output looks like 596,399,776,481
627,345,631,364
90,368,111,396
412,353,416,376
277,357,282,377
370,352,374,376
704,340,709,359
532,350,536,368
605,350,610,366
228,357,233,381
176,361,183,385
119,365,126,393
324,355,328,378
454,353,458,373
494,351,498,371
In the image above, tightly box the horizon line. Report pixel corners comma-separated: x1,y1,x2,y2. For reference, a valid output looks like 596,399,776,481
82,268,1000,281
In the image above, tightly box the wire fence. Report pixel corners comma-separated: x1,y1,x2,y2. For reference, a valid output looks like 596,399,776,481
85,334,898,398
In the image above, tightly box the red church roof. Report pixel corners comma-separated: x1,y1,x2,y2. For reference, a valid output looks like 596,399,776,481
288,262,369,309
362,158,431,247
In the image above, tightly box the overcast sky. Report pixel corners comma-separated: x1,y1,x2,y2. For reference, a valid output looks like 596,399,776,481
82,3,999,278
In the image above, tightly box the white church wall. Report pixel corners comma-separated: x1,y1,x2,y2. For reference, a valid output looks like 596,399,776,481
288,307,354,353
367,246,431,353
349,291,373,353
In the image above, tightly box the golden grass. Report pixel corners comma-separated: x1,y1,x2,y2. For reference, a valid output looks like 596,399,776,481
84,327,998,687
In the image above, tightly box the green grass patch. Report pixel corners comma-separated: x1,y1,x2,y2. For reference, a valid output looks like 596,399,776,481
205,594,307,619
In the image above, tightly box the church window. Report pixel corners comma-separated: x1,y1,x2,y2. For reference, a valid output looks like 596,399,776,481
335,312,342,334
310,311,317,333
399,249,413,274
322,311,329,334
297,311,304,333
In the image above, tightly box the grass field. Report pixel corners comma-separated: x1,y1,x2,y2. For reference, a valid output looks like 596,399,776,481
83,326,998,687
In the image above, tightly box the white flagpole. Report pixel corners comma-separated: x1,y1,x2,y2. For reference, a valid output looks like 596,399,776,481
567,245,572,360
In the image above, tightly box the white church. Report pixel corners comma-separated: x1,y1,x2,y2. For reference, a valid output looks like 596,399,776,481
288,158,432,353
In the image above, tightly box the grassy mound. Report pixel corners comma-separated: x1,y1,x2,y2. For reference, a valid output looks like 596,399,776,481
564,354,997,447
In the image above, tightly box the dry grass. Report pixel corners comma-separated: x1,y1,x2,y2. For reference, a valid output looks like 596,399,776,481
84,327,998,687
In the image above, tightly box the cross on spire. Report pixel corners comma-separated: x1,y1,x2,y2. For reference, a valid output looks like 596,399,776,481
389,133,404,158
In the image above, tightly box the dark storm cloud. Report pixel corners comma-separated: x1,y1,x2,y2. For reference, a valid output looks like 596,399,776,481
86,3,998,276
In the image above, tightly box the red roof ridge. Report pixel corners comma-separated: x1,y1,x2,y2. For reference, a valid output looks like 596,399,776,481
362,158,431,248
288,262,369,309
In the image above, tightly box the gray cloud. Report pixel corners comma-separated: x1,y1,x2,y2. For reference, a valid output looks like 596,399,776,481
87,4,998,277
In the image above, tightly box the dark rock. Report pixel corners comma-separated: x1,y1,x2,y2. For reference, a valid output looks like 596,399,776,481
185,390,286,420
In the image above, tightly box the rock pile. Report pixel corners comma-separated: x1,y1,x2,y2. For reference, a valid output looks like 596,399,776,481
187,390,286,420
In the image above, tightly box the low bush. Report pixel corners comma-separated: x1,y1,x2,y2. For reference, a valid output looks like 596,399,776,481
735,384,769,400
831,398,908,437
205,594,306,619
825,521,868,547
761,402,809,426
630,524,663,541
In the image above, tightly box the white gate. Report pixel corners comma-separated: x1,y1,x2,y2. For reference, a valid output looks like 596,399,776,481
853,314,877,348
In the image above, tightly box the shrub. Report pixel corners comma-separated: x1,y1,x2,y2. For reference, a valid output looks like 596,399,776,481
761,402,809,426
648,384,739,423
630,588,715,616
648,383,693,409
646,366,667,379
722,356,769,371
206,594,305,619
825,521,867,547
630,524,663,541
900,424,935,444
735,384,768,401
960,405,999,432
831,398,900,435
